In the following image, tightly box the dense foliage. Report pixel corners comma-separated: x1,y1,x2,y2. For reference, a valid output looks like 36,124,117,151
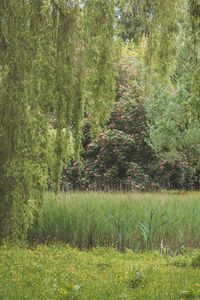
62,57,155,190
0,0,199,242
0,0,116,242
62,55,199,191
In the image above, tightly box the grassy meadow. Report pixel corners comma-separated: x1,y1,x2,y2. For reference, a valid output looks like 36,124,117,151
30,191,200,252
1,191,200,299
1,245,200,300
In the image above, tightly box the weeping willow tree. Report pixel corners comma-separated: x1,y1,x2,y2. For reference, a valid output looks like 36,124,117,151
51,0,117,192
117,0,199,116
52,1,81,193
84,0,116,125
187,0,200,117
0,1,50,241
123,0,200,165
0,0,116,242
143,0,199,117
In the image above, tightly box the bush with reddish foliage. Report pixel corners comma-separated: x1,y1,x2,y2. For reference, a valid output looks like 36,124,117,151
60,57,198,191
158,160,196,190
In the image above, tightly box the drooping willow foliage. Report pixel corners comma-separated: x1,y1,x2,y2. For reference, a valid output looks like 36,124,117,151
141,0,200,116
0,0,116,241
0,1,50,241
187,0,200,117
118,0,199,115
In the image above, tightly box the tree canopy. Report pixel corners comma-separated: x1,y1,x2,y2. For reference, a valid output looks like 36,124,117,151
0,0,116,241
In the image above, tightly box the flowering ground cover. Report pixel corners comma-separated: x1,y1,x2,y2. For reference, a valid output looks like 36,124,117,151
0,245,200,300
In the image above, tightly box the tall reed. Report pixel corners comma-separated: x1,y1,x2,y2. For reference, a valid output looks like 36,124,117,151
29,192,200,251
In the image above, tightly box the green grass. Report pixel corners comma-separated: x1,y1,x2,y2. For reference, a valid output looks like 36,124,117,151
29,191,200,251
1,245,200,300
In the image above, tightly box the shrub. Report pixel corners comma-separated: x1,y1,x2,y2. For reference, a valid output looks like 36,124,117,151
62,161,86,191
126,163,150,191
61,57,157,191
159,160,196,190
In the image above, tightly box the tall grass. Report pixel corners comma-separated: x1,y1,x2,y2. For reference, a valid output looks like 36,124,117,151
29,192,200,251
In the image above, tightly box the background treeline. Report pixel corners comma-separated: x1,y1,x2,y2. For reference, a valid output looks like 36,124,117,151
58,0,200,192
57,0,200,192
60,48,200,191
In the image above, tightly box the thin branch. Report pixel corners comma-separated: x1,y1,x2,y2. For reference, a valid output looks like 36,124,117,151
51,0,68,19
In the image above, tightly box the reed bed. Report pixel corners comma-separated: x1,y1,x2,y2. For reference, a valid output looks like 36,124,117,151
29,192,200,251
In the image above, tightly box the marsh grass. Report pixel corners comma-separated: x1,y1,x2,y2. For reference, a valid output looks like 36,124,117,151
29,192,200,251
